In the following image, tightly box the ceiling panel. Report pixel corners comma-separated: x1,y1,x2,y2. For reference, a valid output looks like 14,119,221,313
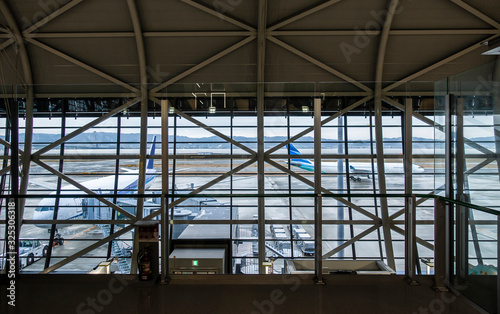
0,0,497,96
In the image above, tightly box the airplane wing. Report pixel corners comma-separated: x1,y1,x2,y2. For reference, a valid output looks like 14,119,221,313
120,168,137,173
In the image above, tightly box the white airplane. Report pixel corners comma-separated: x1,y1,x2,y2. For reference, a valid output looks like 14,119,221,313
286,143,424,181
32,136,158,239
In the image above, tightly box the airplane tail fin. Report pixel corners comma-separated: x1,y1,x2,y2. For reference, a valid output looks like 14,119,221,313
146,135,157,171
286,143,313,165
287,143,302,156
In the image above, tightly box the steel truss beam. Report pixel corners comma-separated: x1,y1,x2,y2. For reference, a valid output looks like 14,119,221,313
38,157,256,274
380,95,496,253
267,0,344,32
22,28,499,39
32,159,136,220
26,31,255,38
270,29,499,36
22,0,86,35
164,159,259,214
449,0,500,30
391,225,434,251
267,36,372,93
175,108,257,156
322,225,381,259
180,0,255,32
263,159,386,260
150,36,256,95
25,38,140,93
40,222,134,274
266,96,373,155
383,34,500,93
33,97,140,156
384,96,498,157
265,159,381,222
149,96,257,157
0,38,13,50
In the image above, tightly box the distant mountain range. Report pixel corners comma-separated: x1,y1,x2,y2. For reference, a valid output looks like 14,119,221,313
2,132,496,150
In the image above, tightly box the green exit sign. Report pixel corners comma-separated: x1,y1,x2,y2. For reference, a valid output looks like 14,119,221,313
192,260,198,266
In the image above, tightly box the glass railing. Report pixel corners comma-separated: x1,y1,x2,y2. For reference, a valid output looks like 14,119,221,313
449,199,499,314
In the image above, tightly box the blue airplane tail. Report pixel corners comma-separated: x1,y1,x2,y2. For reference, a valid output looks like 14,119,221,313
286,143,313,165
146,135,157,170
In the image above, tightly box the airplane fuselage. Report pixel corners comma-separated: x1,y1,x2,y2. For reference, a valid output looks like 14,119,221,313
33,171,156,229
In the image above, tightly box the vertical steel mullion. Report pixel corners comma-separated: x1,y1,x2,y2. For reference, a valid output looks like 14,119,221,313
257,0,267,275
160,99,169,283
337,114,344,258
369,108,384,260
404,98,413,193
444,94,454,282
45,103,66,269
108,111,122,260
287,111,293,259
313,98,323,284
169,112,177,242
343,114,355,259
456,97,468,284
230,105,234,271
9,99,19,276
405,195,417,284
461,98,483,266
0,114,10,210
130,88,149,274
375,91,395,270
434,197,448,291
404,98,417,283
19,86,34,224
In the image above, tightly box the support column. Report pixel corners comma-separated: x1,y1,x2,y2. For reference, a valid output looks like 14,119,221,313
494,58,500,181
404,98,417,283
404,98,413,193
444,94,454,280
337,114,344,258
405,195,417,284
128,0,149,274
434,197,448,291
0,1,35,222
257,0,267,274
456,97,468,284
374,91,395,270
314,98,324,284
160,99,169,283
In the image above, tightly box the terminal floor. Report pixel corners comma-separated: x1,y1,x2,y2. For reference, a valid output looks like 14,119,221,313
2,274,486,313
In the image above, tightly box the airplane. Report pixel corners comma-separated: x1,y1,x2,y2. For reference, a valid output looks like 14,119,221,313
286,143,425,181
32,135,158,242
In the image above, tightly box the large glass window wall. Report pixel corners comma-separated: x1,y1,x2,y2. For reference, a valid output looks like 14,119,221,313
0,75,496,284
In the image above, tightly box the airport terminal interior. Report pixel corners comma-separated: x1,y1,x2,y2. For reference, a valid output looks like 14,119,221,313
0,0,499,313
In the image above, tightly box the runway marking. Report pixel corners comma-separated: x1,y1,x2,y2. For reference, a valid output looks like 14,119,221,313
68,226,97,240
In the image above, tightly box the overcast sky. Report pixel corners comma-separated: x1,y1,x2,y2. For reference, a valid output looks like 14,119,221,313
7,114,495,140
